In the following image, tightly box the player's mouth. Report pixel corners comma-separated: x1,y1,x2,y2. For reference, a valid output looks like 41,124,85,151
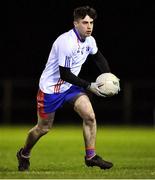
86,31,92,35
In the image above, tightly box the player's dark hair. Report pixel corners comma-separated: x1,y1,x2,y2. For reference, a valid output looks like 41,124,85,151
73,6,97,21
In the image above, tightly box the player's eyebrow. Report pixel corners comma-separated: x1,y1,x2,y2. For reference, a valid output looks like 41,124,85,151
82,20,94,24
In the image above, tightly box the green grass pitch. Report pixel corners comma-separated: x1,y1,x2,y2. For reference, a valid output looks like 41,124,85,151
0,125,155,179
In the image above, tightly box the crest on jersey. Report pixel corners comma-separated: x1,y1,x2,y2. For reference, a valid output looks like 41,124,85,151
86,46,90,52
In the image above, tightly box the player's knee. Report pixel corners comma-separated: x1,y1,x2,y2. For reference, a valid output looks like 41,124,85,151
84,112,96,125
36,125,51,136
40,127,50,135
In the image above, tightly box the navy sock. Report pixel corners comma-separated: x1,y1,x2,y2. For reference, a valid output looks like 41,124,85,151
86,148,96,159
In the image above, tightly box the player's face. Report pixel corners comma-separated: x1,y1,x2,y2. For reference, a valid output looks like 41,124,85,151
74,15,94,39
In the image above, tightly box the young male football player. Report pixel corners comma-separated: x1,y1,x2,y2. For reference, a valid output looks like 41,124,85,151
17,6,113,171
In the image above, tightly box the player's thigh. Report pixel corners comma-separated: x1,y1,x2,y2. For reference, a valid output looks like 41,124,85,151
74,95,95,120
37,112,55,129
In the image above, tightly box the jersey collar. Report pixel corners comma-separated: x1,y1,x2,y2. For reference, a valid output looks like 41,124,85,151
73,28,85,43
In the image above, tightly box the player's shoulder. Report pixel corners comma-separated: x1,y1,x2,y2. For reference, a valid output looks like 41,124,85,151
86,35,96,43
55,29,74,43
54,29,75,48
85,35,97,49
52,29,76,54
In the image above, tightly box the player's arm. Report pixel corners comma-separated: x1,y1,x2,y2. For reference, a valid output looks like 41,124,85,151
59,66,105,96
92,50,111,73
59,66,90,89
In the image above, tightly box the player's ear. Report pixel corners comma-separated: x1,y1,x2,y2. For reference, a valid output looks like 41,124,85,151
73,21,78,27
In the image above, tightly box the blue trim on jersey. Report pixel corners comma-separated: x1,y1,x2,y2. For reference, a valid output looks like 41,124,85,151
73,28,85,42
41,85,85,113
65,56,71,67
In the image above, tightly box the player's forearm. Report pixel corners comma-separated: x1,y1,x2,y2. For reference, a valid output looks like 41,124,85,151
92,50,111,73
59,66,90,89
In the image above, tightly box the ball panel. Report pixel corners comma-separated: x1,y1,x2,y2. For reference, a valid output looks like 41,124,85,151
96,73,120,96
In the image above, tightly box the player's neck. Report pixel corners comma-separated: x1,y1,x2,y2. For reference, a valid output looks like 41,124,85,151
73,28,85,42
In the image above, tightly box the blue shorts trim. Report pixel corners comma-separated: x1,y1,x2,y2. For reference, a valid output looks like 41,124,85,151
37,85,85,117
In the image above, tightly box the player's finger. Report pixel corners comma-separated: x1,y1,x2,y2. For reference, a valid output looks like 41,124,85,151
96,82,104,87
98,91,107,97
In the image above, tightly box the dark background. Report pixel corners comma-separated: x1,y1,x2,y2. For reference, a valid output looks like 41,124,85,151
2,0,155,125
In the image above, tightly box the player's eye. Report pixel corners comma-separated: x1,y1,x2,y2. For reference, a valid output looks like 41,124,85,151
82,21,88,24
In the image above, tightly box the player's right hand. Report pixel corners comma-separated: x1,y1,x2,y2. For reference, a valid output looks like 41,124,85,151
87,82,107,97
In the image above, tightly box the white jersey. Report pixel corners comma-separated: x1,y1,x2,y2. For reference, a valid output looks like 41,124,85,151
39,28,98,94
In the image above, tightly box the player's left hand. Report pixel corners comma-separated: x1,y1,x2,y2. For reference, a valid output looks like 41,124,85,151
87,82,107,97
